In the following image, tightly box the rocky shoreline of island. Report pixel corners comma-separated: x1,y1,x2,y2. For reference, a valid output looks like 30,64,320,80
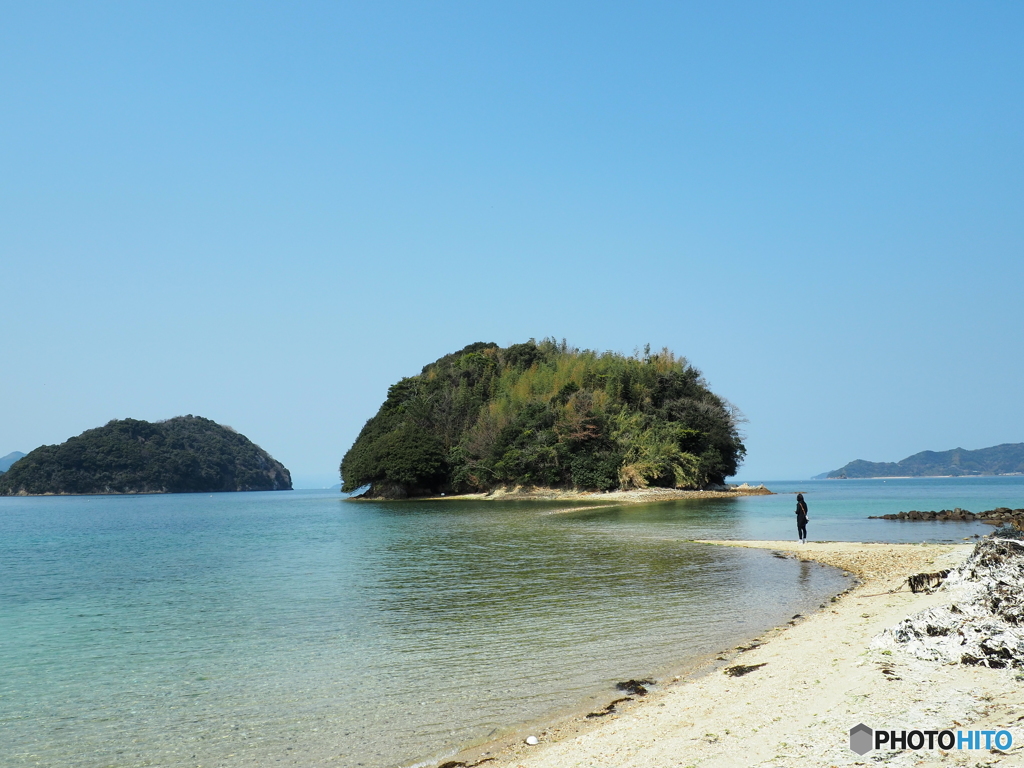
348,482,773,503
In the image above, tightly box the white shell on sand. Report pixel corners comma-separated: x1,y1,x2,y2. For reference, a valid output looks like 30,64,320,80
525,735,539,745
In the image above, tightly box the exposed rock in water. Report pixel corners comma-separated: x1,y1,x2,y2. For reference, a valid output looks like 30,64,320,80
874,537,1024,669
869,506,1024,527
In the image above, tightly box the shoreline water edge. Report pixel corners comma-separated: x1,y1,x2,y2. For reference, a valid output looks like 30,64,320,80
349,483,774,504
428,537,1023,768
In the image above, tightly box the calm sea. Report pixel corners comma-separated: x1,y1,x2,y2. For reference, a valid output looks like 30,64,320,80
1,477,1020,768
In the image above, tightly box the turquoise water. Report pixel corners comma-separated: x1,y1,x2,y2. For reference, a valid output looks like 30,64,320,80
1,478,1019,768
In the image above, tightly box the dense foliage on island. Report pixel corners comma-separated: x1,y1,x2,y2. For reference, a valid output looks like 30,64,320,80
0,416,292,495
819,443,1024,479
341,339,745,498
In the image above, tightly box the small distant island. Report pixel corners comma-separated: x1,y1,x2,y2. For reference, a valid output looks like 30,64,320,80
0,451,26,473
341,339,746,499
816,443,1024,479
0,416,292,495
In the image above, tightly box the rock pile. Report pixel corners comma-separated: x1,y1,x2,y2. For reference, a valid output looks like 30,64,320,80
869,506,1024,527
874,537,1024,669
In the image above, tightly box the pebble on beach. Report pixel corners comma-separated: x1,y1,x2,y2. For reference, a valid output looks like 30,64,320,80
525,735,539,746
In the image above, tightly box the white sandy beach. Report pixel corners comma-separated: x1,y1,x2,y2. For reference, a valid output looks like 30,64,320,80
461,540,1022,767
391,484,773,504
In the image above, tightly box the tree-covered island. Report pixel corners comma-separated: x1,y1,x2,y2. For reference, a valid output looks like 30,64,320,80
341,340,746,498
819,443,1024,479
0,416,292,495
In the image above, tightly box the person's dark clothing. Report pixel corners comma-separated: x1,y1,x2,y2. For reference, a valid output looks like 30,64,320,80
795,494,808,541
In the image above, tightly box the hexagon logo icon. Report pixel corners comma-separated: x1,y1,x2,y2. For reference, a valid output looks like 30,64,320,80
849,723,873,755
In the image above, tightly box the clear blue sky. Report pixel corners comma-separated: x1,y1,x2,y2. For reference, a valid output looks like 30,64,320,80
2,2,1022,487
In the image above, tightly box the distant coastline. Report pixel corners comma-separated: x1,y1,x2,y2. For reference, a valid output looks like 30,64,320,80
816,442,1024,480
823,473,1024,480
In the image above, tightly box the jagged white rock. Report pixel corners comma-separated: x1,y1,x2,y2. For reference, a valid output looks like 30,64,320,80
874,537,1024,668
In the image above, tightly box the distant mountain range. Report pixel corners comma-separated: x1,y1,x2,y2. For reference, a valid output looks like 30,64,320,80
816,443,1024,479
0,451,26,473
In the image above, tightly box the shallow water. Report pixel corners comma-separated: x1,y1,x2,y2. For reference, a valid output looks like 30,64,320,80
1,477,1018,768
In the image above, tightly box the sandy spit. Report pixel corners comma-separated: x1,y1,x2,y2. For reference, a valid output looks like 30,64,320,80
460,540,1023,768
369,484,773,505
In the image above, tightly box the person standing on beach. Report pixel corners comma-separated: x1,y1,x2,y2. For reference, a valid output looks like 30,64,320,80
796,493,808,543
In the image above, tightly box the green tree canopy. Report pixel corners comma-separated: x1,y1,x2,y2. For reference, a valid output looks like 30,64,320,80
0,416,292,495
341,340,745,497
